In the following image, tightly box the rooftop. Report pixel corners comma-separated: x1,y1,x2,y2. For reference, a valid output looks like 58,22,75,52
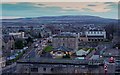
87,27,105,31
17,57,104,65
53,46,73,52
53,32,77,38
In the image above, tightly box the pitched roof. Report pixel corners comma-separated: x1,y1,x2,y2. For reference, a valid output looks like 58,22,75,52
3,35,15,43
53,46,73,52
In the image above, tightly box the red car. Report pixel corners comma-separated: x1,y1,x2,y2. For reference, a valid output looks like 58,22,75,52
109,57,115,63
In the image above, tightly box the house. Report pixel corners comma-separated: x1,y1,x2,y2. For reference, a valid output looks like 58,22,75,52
2,35,15,57
50,46,73,58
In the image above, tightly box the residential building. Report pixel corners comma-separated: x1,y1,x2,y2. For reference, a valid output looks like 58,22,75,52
50,46,73,58
2,35,15,57
2,35,15,49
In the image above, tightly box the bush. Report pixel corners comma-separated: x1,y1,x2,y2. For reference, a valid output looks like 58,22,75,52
15,40,25,49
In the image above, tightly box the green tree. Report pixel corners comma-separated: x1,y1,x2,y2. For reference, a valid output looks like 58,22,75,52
26,37,33,44
15,40,24,49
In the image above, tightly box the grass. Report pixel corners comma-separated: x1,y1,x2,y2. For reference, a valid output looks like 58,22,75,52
43,46,53,52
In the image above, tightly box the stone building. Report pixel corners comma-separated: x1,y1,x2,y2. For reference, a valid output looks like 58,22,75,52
52,32,78,51
2,35,16,61
2,35,15,56
16,58,104,74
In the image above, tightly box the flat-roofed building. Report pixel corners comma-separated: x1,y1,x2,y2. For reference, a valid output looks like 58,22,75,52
9,32,25,38
85,28,106,42
16,58,104,74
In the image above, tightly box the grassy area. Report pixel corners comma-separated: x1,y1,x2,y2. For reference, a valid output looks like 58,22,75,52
43,46,53,52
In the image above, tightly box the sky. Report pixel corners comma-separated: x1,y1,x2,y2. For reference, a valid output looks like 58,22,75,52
1,2,119,19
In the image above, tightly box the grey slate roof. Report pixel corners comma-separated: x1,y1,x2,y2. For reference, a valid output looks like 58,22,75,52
53,46,73,52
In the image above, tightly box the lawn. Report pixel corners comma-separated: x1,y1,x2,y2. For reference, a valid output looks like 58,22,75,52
43,46,53,52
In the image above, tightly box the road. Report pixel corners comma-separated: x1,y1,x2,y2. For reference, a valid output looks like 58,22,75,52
2,38,45,74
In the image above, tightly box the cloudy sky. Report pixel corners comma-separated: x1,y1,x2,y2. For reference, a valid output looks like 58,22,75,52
1,2,119,19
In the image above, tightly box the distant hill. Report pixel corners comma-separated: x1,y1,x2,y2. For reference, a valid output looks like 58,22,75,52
1,15,119,26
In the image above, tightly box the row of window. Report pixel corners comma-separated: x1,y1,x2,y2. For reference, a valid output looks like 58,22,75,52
88,39,104,41
30,68,54,72
87,31,104,34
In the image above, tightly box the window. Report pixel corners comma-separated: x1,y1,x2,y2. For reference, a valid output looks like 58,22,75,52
88,31,90,34
51,68,54,72
43,68,46,71
63,43,65,46
31,68,38,72
98,32,100,34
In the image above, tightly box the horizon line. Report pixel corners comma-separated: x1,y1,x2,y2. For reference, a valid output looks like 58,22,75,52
1,15,119,20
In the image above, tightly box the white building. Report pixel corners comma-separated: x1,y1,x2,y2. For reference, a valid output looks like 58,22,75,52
85,29,106,42
9,32,25,38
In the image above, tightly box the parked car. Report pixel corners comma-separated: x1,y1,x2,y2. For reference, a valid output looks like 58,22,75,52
23,46,28,50
109,57,115,63
34,44,38,48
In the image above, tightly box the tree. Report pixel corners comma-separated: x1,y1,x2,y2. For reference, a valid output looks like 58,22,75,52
15,40,24,49
26,37,33,44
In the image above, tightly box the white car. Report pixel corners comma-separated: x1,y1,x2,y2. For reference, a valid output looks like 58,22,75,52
9,56,16,60
23,47,28,50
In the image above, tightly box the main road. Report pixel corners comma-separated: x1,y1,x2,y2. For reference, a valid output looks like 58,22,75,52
2,38,49,74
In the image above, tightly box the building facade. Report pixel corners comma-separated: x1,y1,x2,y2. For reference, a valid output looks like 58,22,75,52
79,28,106,42
16,59,104,74
52,32,78,51
85,29,106,42
9,32,25,38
